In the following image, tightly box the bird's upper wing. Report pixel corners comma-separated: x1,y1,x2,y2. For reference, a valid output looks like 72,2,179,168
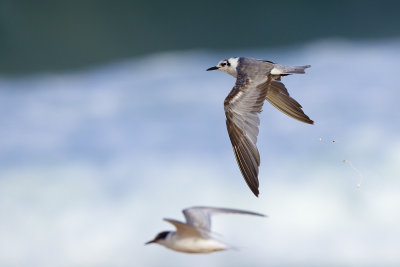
224,70,271,196
183,206,266,232
265,78,314,124
163,218,204,238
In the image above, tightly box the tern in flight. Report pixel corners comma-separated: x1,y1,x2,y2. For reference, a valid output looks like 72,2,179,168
145,206,265,253
207,57,313,196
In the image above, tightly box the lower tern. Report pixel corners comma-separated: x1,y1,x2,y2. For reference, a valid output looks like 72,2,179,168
145,206,265,253
207,57,313,197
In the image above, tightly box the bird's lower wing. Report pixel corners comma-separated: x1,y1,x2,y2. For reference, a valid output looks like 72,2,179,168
163,218,206,237
265,80,314,124
224,75,271,197
226,120,260,196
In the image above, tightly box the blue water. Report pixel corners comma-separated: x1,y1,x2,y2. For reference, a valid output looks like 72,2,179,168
0,39,399,266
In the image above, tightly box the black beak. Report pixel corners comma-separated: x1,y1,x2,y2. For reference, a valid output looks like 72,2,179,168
145,239,155,245
206,66,219,71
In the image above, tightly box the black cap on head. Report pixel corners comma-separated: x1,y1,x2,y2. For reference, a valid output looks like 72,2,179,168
145,231,170,245
155,231,169,240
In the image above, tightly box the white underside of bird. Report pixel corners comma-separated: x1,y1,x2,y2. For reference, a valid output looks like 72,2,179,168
161,233,228,253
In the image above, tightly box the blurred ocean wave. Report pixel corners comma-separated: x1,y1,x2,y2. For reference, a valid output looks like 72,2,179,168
0,39,399,266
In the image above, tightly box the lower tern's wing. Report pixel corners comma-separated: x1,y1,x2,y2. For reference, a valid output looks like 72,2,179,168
266,79,314,124
163,218,204,237
183,206,266,232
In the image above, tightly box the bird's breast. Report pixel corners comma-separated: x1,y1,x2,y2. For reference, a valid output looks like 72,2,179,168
167,237,228,253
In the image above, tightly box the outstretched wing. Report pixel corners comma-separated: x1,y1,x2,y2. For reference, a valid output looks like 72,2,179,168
266,79,314,124
183,206,266,231
224,73,271,197
163,218,203,237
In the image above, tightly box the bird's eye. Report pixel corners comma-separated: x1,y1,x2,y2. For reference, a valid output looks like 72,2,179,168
221,62,226,66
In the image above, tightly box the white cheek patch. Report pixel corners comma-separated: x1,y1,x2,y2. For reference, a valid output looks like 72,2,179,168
229,58,239,69
270,67,283,75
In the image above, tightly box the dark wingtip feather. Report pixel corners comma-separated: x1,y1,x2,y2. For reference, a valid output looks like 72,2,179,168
303,117,314,125
251,187,259,197
302,118,314,125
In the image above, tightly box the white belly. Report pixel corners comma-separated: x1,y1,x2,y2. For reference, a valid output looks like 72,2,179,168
167,237,228,254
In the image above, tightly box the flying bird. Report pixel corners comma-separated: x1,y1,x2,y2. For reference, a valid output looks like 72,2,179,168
145,206,265,253
207,57,313,197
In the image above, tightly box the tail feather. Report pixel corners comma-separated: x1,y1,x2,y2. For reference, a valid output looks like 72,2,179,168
271,64,311,75
286,65,311,74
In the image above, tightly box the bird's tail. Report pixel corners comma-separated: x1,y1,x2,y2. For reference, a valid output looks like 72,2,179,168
273,64,311,74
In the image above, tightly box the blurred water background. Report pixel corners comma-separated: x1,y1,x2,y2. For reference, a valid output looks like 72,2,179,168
0,1,400,266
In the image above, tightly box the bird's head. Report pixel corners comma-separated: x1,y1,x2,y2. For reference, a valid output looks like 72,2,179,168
207,57,239,77
145,231,171,246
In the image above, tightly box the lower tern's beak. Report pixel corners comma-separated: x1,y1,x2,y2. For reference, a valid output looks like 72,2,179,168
145,239,155,245
206,66,219,71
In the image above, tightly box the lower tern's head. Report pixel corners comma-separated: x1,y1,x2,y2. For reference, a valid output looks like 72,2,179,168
207,57,239,77
145,231,171,246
